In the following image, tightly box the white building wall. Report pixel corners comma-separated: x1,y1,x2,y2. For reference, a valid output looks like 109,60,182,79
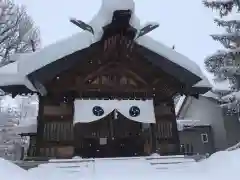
178,96,228,151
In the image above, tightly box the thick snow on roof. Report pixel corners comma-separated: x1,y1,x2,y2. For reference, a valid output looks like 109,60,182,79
13,124,37,134
177,119,210,131
203,91,220,99
0,62,18,74
0,61,36,91
177,119,210,126
0,74,35,91
18,32,94,76
17,0,137,77
136,36,205,79
0,0,210,94
193,77,212,88
8,53,33,63
11,0,205,81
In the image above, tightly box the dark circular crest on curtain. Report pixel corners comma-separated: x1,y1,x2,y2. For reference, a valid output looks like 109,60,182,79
129,106,140,117
92,106,104,116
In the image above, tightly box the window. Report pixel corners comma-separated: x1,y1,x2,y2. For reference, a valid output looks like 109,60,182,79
180,144,185,154
201,133,208,143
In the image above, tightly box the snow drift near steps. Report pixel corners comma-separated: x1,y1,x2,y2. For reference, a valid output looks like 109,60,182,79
0,149,238,180
0,158,30,180
28,149,240,180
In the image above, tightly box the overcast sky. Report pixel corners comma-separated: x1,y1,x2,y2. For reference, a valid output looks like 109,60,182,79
14,0,224,69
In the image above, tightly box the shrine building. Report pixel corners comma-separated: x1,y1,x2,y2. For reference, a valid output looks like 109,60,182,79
0,0,211,159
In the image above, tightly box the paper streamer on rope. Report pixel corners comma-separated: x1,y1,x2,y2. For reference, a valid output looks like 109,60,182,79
73,99,156,124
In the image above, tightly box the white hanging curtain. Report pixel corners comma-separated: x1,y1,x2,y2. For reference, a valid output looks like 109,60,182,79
116,100,155,124
73,100,114,123
73,99,156,124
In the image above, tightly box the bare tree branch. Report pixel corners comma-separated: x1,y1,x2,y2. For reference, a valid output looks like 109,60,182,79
0,0,41,65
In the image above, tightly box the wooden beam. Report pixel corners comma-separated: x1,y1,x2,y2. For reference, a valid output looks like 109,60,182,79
36,96,44,157
83,62,115,82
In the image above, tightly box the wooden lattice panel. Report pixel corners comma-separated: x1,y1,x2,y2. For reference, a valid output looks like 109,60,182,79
43,122,74,141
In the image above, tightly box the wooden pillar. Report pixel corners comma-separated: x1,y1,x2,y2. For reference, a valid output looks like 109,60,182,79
35,95,45,157
153,97,181,155
27,135,37,157
169,99,180,154
150,123,156,153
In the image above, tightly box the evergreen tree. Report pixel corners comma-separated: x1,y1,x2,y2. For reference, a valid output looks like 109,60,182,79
204,0,240,115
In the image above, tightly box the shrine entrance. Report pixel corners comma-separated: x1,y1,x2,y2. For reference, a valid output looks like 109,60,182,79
74,136,145,158
1,2,211,160
74,112,150,158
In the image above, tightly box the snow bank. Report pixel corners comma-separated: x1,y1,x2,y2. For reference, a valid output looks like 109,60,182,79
13,124,37,134
191,149,239,178
0,158,30,180
25,149,240,180
150,149,240,180
199,149,239,174
28,166,82,180
155,149,240,180
150,153,161,157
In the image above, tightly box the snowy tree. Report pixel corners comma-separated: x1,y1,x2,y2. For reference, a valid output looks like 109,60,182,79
0,107,23,160
0,95,38,160
203,0,240,115
0,0,40,65
203,0,240,17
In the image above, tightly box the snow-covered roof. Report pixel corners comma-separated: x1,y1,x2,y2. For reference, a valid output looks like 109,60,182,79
136,36,205,80
0,62,18,74
0,61,36,92
18,32,94,77
0,0,210,92
203,91,220,99
0,74,34,90
15,19,205,79
202,79,231,99
177,119,210,131
177,119,210,126
193,76,212,88
12,124,37,135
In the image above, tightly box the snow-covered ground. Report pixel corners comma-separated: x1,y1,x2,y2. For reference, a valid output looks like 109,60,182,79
1,149,239,180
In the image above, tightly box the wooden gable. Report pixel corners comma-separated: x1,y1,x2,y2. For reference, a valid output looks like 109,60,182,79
44,42,185,101
20,9,209,100
88,74,139,87
82,62,148,89
40,14,188,101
